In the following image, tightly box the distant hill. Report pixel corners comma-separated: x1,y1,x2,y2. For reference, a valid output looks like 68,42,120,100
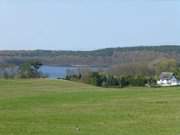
0,45,180,66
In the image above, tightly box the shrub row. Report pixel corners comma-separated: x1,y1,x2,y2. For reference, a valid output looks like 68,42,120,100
65,72,156,87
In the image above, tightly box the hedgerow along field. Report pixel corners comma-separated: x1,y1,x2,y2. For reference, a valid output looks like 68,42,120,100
0,79,180,135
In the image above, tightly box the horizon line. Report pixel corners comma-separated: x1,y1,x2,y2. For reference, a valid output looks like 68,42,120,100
0,45,180,52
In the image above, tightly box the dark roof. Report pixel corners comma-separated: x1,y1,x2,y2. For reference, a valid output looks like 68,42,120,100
160,72,174,80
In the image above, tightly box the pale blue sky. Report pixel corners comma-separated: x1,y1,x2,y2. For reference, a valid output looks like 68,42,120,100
0,0,179,50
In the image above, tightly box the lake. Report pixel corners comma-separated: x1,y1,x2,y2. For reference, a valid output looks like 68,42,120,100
39,65,108,79
0,65,108,79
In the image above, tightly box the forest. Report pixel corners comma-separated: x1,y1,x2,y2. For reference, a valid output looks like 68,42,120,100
0,45,180,66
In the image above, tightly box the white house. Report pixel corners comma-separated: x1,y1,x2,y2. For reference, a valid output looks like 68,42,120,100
157,72,180,86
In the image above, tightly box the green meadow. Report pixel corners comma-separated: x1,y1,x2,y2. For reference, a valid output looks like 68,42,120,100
0,79,180,135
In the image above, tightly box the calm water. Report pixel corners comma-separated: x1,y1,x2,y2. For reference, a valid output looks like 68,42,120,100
39,65,108,79
0,65,108,79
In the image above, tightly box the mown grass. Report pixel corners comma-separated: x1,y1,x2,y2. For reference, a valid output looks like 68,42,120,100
0,79,180,135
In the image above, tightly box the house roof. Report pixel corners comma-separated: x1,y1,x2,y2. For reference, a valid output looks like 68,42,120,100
160,72,174,80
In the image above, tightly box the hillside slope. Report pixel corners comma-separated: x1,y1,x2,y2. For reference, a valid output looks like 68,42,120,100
0,45,180,66
0,79,180,135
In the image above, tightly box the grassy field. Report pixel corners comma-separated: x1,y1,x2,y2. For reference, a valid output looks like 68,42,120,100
0,79,180,135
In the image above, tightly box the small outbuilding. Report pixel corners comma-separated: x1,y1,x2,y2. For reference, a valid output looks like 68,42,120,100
157,72,180,86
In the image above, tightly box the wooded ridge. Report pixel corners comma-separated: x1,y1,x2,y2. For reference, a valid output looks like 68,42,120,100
0,45,180,66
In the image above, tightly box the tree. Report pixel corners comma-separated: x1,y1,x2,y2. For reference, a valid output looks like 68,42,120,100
174,67,180,80
17,61,42,78
154,58,177,74
120,76,129,88
90,72,103,86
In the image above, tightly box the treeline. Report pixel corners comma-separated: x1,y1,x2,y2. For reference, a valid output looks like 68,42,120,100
65,58,180,87
111,58,179,78
1,45,180,66
0,61,44,79
65,72,156,87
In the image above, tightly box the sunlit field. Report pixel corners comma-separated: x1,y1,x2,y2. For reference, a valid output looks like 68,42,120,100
0,79,180,135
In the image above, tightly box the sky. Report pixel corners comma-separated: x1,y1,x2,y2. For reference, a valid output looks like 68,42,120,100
0,0,179,50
